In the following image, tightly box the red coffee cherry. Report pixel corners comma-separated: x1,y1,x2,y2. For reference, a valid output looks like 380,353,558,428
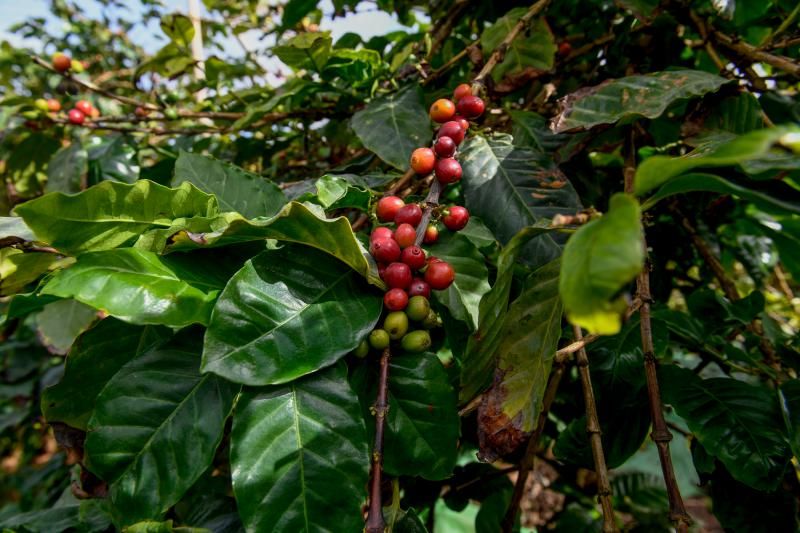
370,238,401,263
437,121,465,145
452,115,470,131
435,158,462,185
408,278,431,298
425,260,455,290
395,204,423,227
401,246,426,270
394,223,417,248
423,225,439,244
384,262,413,289
442,206,470,231
67,108,85,125
52,53,71,72
383,288,409,311
377,196,405,222
410,147,435,174
371,226,394,242
135,106,150,118
429,98,456,123
456,96,485,120
378,263,388,279
75,100,93,115
433,136,456,158
453,83,472,102
558,41,572,56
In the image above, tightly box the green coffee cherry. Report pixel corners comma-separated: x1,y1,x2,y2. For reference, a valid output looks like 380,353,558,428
401,330,431,353
353,339,369,358
70,59,84,73
369,329,390,350
34,99,50,112
384,311,409,340
164,108,179,120
406,296,430,321
422,310,442,329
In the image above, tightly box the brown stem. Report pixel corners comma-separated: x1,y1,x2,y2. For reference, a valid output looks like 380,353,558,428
500,358,566,532
472,0,552,91
365,347,392,533
573,325,617,533
422,39,480,86
414,179,443,246
426,0,470,61
624,132,692,532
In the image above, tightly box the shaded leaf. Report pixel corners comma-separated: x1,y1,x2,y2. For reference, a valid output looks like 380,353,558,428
0,248,65,296
87,135,140,184
0,492,110,533
509,110,566,155
481,10,555,81
46,142,87,194
779,380,800,460
35,299,98,355
274,32,332,71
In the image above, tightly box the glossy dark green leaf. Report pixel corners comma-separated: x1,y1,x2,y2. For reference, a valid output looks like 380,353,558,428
87,135,140,184
481,10,555,81
460,226,556,403
41,249,222,327
559,193,644,335
34,299,98,355
779,380,800,460
172,151,286,219
85,330,239,527
42,318,170,430
477,260,562,461
230,363,368,533
46,142,87,194
351,85,431,171
509,110,566,154
426,232,490,330
203,245,382,386
660,365,790,491
0,492,110,533
313,174,371,211
552,70,729,133
460,133,580,268
274,32,332,71
14,180,219,254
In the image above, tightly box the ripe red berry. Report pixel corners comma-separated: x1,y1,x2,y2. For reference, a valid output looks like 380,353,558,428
408,278,431,298
370,238,401,263
433,136,456,158
377,196,405,222
435,158,462,185
452,115,469,131
457,96,485,120
378,263,388,279
423,225,439,244
46,99,61,112
453,83,472,102
371,226,394,242
558,41,572,56
443,206,470,231
384,288,409,311
395,204,423,227
437,121,465,145
394,223,417,248
425,261,455,290
67,108,85,125
429,98,456,123
401,246,426,270
75,100,93,115
52,53,71,72
410,147,435,174
384,262,413,289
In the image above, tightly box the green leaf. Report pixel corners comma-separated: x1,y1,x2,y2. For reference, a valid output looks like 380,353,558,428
779,380,800,460
0,492,110,533
14,180,219,255
0,248,64,296
351,85,432,171
0,216,36,244
477,260,562,461
322,48,383,86
202,245,382,386
172,151,286,219
314,174,371,211
509,110,566,155
124,520,210,533
35,299,98,355
230,362,368,532
161,14,195,48
274,32,332,71
5,133,61,197
551,70,730,133
282,0,318,28
41,249,222,328
42,318,170,430
660,366,790,491
460,133,581,268
85,330,239,527
635,126,800,195
426,232,490,331
641,172,800,215
460,225,557,403
46,142,87,194
481,10,555,81
559,193,644,335
353,353,459,480
87,135,140,184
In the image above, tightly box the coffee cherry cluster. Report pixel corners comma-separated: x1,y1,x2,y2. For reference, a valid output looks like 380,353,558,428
24,54,100,127
354,83,485,358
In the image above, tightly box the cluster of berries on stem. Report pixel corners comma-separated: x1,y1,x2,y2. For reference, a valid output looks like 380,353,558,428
27,53,100,127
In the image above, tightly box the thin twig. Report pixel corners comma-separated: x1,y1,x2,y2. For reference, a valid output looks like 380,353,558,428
422,39,480,86
500,358,566,532
414,179,443,246
759,2,800,49
573,325,617,532
624,131,692,533
426,0,470,61
712,29,800,78
365,347,392,533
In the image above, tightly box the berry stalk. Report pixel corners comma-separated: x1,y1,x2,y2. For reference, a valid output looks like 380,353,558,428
364,347,391,533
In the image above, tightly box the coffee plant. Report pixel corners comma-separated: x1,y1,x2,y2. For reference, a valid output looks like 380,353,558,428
0,0,799,531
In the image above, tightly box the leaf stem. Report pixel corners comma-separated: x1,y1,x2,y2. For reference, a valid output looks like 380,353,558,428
365,347,392,533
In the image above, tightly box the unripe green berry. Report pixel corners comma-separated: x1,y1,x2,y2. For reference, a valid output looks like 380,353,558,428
164,108,179,120
353,339,370,358
34,99,50,112
401,330,431,353
369,329,391,350
406,296,430,321
384,311,409,340
422,310,442,329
